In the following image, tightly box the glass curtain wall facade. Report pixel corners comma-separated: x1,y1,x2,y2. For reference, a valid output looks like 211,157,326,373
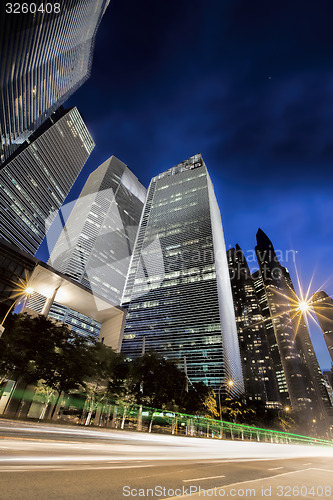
121,154,244,396
251,270,291,403
28,156,146,339
0,107,94,254
0,0,109,164
227,245,279,405
312,291,333,363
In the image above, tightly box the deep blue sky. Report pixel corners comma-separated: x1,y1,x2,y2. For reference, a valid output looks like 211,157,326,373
40,0,333,369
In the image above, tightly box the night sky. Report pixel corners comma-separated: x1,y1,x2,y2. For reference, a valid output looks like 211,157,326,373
38,0,333,369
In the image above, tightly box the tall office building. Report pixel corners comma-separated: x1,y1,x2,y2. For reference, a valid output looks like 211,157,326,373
0,107,94,255
251,270,290,403
312,291,333,363
227,245,279,404
29,156,146,343
282,272,332,420
323,371,333,407
0,0,109,164
255,229,331,422
121,154,244,396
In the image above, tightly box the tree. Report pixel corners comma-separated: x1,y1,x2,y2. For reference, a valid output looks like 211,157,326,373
129,351,187,409
0,313,97,416
182,382,219,419
0,313,70,383
218,397,256,424
83,343,126,424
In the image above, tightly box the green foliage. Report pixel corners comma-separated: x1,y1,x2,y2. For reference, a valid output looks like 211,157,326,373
84,343,127,407
219,397,256,424
128,351,187,409
0,313,95,393
182,382,219,418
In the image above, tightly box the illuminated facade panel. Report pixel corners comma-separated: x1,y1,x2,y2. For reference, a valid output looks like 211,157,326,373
121,154,244,396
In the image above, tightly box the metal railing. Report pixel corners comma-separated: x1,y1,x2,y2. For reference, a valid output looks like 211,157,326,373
0,384,332,447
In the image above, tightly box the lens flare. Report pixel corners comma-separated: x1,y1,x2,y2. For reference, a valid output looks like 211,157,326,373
241,257,333,339
297,301,310,312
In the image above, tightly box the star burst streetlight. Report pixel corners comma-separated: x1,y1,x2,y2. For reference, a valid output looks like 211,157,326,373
0,275,34,335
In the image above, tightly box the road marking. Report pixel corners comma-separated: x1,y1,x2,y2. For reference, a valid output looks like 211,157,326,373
199,457,292,464
165,468,319,499
308,468,333,472
0,464,154,473
183,475,225,482
268,466,283,470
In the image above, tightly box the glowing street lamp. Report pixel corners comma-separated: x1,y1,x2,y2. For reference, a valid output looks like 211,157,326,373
0,286,34,335
218,379,234,439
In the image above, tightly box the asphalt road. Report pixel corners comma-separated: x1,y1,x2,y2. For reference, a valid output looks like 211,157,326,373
0,419,332,499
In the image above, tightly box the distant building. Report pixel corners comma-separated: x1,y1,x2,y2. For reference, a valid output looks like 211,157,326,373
255,228,332,424
121,154,244,396
0,0,109,164
29,156,146,345
251,269,291,404
312,291,333,363
0,107,94,255
227,245,279,405
323,371,333,406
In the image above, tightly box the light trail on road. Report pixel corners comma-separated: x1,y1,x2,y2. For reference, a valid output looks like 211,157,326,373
0,420,332,499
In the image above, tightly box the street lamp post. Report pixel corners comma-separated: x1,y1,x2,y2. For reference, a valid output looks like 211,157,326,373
278,405,290,419
0,286,34,336
277,406,290,436
312,418,317,437
218,379,234,439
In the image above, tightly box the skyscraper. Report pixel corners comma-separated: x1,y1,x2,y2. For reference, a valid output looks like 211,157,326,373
312,291,333,363
0,0,109,164
29,156,146,343
255,229,332,423
282,271,332,421
227,245,279,404
121,154,244,396
251,270,291,403
0,107,94,255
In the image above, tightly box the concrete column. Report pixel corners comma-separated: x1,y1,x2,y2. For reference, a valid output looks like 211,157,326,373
98,309,126,351
41,286,60,317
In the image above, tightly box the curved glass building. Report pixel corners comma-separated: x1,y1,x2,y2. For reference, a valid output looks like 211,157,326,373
0,0,109,164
